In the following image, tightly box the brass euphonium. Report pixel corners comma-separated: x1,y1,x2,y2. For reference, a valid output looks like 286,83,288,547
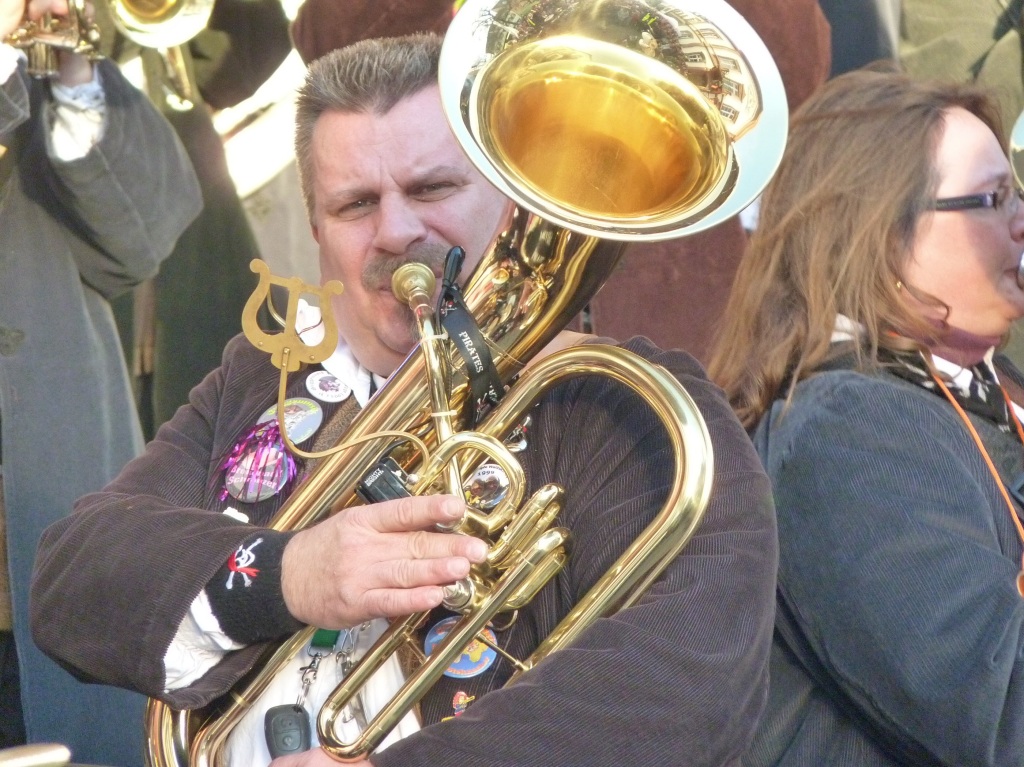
145,0,787,764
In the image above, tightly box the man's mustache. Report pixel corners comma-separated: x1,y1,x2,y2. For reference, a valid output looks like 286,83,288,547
361,245,452,293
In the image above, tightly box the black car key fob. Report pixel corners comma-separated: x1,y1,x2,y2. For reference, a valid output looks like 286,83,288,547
265,704,312,758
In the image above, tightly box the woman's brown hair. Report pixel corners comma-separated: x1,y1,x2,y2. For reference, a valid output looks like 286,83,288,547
707,68,1005,429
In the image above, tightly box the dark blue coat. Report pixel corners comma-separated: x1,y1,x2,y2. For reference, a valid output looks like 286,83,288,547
747,363,1024,766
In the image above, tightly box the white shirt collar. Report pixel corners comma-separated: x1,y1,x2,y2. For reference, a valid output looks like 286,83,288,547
929,350,995,389
831,313,1020,414
830,313,862,343
295,299,385,407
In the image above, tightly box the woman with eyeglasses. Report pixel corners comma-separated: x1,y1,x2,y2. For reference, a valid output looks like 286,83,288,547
710,67,1024,766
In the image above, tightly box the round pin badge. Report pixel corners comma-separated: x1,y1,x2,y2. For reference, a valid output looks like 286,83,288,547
224,443,290,503
258,397,323,444
451,690,475,715
464,463,510,511
306,370,351,403
423,616,498,679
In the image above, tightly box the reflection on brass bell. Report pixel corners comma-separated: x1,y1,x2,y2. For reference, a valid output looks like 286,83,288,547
464,463,510,511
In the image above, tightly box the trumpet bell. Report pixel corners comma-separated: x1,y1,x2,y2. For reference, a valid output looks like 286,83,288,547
107,0,214,48
478,35,730,222
443,0,788,240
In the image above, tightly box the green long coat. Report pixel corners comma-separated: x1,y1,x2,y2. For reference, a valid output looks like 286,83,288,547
0,60,200,763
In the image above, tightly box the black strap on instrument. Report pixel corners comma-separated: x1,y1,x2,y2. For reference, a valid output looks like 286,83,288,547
436,247,505,424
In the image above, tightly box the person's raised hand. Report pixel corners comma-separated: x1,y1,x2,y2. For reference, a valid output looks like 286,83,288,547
2,0,71,39
281,494,487,629
1,0,93,85
1,0,30,40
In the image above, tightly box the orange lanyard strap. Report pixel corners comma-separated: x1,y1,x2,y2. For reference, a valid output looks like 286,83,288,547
927,369,1024,572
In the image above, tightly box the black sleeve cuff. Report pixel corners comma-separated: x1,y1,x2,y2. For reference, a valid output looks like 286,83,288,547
205,529,305,644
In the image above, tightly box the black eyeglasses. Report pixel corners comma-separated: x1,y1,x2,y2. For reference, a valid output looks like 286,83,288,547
932,186,1024,219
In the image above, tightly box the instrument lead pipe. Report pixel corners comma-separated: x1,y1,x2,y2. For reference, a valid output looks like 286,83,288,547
392,263,463,495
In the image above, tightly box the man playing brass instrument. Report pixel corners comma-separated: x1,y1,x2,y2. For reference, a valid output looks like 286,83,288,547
31,33,776,767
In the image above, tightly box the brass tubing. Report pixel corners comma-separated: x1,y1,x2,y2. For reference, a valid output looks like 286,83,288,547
318,528,569,760
151,219,626,767
495,346,713,675
391,264,462,495
487,484,564,568
409,431,525,535
188,629,316,767
315,343,713,756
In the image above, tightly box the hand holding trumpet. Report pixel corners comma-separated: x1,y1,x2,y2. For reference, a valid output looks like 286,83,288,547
2,0,97,84
1,0,62,39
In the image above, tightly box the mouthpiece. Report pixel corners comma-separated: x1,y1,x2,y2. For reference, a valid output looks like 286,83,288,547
391,262,437,308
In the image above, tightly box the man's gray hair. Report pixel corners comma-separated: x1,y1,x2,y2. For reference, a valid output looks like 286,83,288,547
294,33,443,219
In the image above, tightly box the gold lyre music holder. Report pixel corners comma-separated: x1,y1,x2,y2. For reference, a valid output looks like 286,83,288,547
241,259,343,372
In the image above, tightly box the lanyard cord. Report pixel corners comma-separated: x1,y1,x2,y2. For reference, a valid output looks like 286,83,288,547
927,367,1024,588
